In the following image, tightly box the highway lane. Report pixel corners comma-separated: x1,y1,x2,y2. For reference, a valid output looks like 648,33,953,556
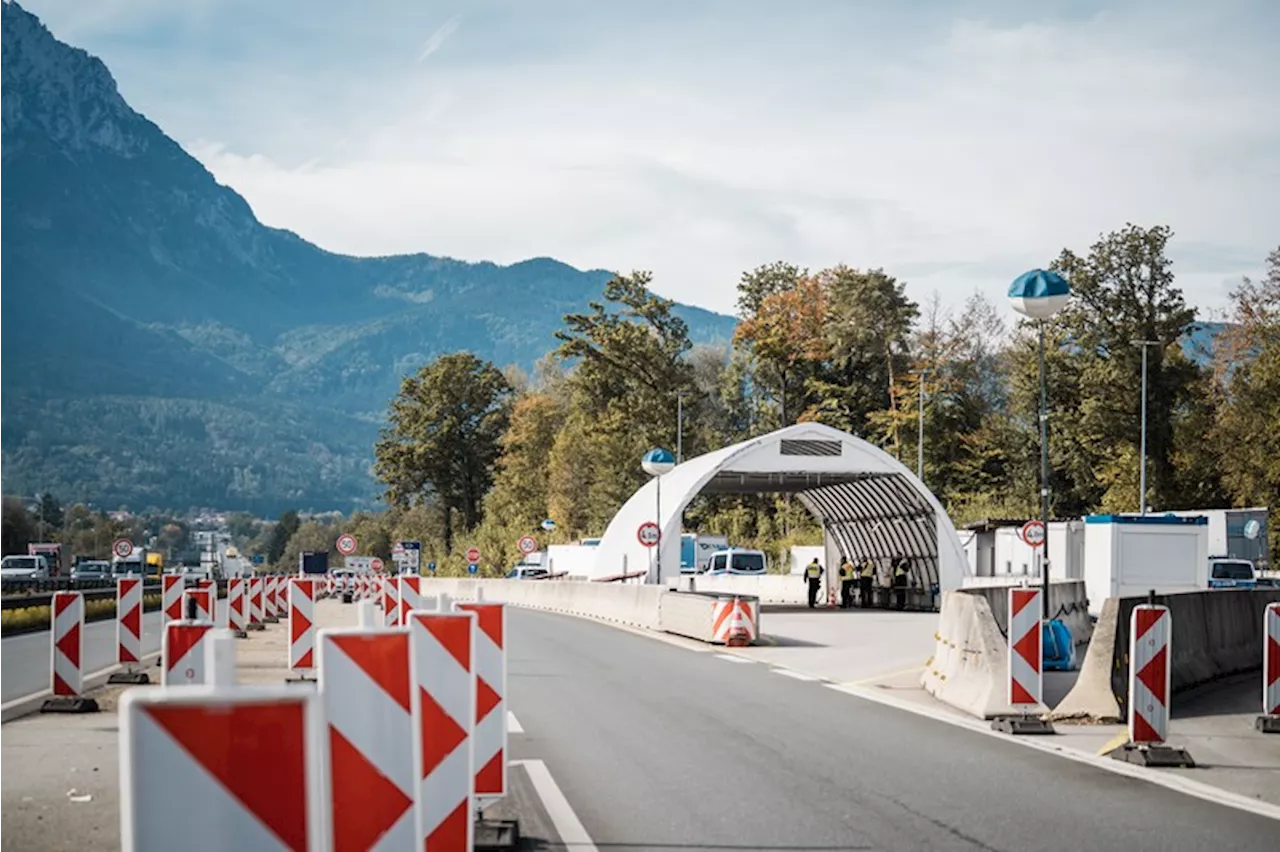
506,608,1277,852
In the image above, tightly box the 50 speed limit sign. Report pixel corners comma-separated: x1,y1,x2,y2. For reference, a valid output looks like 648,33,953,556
517,536,537,555
336,533,358,556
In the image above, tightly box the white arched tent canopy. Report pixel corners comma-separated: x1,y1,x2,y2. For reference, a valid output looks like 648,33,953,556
592,422,970,595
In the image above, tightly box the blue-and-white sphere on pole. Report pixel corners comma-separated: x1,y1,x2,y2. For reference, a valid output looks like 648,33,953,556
1008,269,1071,320
641,447,676,477
540,518,557,532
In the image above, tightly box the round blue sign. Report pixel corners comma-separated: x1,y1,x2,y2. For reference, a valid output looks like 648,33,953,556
467,563,479,575
427,561,437,573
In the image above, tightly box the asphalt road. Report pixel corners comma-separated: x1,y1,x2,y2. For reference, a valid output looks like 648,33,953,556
2,604,233,703
507,609,1278,852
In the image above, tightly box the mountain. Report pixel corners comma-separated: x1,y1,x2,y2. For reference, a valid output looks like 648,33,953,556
0,2,737,513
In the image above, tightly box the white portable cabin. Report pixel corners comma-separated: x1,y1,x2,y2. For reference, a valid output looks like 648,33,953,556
1082,514,1208,614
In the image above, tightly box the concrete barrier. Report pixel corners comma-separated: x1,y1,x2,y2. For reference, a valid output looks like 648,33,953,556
921,590,1047,719
658,591,760,644
1050,588,1280,722
417,578,664,629
959,579,1093,647
669,574,807,605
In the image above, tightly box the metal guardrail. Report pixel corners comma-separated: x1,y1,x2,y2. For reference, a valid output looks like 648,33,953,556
1,577,121,594
2,580,229,610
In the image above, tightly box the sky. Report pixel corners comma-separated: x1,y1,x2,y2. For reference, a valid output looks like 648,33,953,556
22,0,1280,321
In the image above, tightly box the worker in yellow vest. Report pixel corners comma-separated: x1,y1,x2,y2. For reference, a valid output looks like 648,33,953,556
837,558,857,608
804,558,824,608
892,555,911,610
858,557,876,608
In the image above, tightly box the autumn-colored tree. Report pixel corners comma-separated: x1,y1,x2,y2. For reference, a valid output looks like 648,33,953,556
734,275,828,426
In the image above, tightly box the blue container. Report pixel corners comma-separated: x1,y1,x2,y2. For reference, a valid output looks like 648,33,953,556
1042,619,1075,671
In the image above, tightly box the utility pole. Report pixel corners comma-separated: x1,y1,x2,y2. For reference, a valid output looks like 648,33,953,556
676,391,689,465
1131,340,1160,515
908,369,928,483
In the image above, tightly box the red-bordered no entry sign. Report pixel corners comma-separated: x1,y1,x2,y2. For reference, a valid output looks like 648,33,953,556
465,547,481,564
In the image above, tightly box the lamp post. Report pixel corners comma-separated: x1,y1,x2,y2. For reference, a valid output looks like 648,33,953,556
1008,269,1071,618
641,448,676,584
676,391,690,465
908,368,928,483
1131,340,1160,515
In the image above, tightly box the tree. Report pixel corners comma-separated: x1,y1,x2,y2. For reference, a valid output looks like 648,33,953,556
484,393,566,530
736,261,807,318
2,497,37,555
34,493,63,541
266,510,300,565
733,276,828,427
374,353,513,551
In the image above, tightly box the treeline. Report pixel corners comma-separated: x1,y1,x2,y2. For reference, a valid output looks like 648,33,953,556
337,224,1277,574
0,494,194,561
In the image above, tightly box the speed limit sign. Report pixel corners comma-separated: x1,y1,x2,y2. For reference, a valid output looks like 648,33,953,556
517,536,537,555
112,538,133,559
336,534,358,556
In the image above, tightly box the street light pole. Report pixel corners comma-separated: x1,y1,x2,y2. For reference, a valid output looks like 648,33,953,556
676,391,689,465
1038,322,1050,613
1131,340,1160,515
908,369,927,483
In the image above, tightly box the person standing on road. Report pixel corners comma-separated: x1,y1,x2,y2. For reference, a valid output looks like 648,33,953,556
838,558,856,609
804,558,824,608
858,556,876,608
892,554,910,610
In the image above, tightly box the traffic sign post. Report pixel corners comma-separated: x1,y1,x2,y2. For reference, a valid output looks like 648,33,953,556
517,536,537,555
466,547,481,564
336,534,358,556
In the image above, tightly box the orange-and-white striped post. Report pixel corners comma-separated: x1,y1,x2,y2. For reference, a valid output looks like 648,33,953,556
117,577,144,667
227,578,248,637
161,574,184,623
161,620,214,686
318,627,416,849
1008,588,1043,708
410,611,475,851
288,579,317,677
1129,604,1171,744
383,576,400,627
456,602,508,802
712,598,757,646
120,684,328,851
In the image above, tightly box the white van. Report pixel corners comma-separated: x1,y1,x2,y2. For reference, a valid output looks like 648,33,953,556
703,548,768,575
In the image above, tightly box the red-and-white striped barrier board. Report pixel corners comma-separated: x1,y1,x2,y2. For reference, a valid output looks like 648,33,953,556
1264,602,1279,717
318,627,416,850
263,576,279,620
383,576,400,628
51,591,85,696
228,578,247,632
289,579,317,673
410,611,475,851
1129,604,1171,744
399,576,425,625
184,588,214,623
456,602,507,801
162,575,185,623
249,577,264,626
1008,588,1042,706
162,620,215,686
120,685,328,852
117,577,144,666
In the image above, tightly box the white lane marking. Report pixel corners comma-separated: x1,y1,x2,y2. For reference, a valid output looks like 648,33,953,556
714,653,753,663
773,668,819,681
508,711,524,734
511,759,598,851
824,682,1280,823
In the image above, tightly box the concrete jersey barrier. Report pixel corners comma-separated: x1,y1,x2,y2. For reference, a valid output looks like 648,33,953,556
959,580,1093,647
921,590,1048,719
658,591,761,644
418,578,665,630
1051,588,1280,722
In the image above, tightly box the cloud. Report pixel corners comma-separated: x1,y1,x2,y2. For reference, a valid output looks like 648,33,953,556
20,0,1280,318
416,13,460,63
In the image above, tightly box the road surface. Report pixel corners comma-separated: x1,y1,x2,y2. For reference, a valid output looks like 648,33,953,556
508,608,1277,851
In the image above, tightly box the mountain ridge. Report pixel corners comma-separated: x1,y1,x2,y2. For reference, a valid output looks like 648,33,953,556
0,1,737,512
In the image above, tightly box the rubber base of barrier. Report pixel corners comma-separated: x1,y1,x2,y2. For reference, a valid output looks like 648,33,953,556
991,716,1056,735
1108,743,1195,768
264,616,279,624
107,671,151,685
247,623,266,631
1256,715,1280,734
40,696,100,714
233,629,249,639
475,818,519,851
284,676,317,688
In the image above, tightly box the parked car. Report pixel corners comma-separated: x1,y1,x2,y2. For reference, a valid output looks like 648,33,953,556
506,566,549,580
1208,557,1257,589
1,554,52,580
702,548,768,575
71,560,113,583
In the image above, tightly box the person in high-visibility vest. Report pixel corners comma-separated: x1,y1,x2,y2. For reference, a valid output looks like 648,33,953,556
838,558,856,609
804,558,824,608
858,557,876,608
892,555,911,610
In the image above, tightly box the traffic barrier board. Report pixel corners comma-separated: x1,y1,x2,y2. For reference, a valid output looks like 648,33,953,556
119,685,328,852
51,591,85,696
318,627,416,850
249,577,264,626
456,603,507,802
1008,588,1042,706
399,576,426,625
1129,604,1171,744
712,597,757,645
184,588,214,623
289,579,317,674
162,620,214,686
263,576,279,620
383,577,400,628
409,611,475,851
1264,603,1279,717
228,578,247,634
117,578,143,665
162,574,185,624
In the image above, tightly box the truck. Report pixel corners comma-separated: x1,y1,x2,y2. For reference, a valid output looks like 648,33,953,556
680,533,729,574
27,543,67,577
1082,514,1208,614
